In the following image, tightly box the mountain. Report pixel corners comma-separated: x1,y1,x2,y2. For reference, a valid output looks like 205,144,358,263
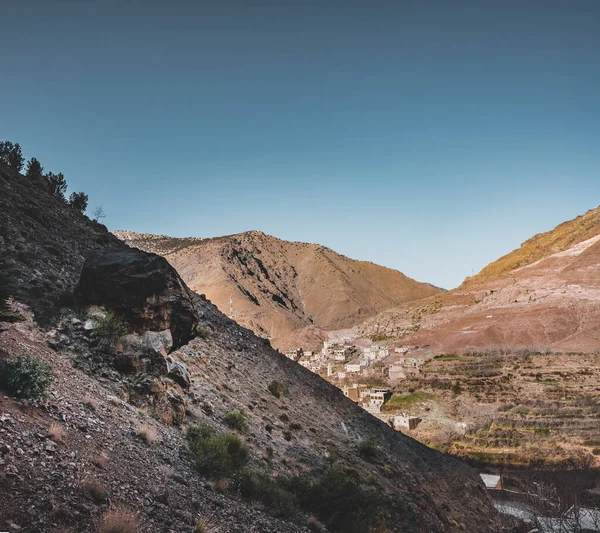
113,230,441,347
461,205,600,287
358,206,600,355
0,160,494,532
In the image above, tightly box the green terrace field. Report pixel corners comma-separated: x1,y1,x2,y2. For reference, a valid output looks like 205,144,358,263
382,348,600,467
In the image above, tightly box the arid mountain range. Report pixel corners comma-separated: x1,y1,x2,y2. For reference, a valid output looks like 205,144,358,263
360,206,600,355
114,230,441,348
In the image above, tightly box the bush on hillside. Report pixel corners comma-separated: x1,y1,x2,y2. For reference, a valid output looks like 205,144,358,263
93,312,127,342
234,471,299,518
0,355,54,401
25,157,44,179
232,465,397,533
187,424,249,478
0,141,24,172
357,438,379,461
69,191,88,213
223,409,249,431
268,380,285,398
46,171,68,201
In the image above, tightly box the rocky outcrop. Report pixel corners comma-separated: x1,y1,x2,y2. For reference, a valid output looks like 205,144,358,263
74,248,200,349
0,163,126,322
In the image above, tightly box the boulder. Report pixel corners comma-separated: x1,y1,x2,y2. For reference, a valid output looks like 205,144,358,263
166,359,191,389
74,248,200,349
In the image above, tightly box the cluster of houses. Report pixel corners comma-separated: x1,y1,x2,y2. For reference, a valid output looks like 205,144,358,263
340,384,391,414
283,342,425,383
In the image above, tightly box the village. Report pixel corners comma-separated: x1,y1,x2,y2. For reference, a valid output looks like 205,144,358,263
282,340,424,431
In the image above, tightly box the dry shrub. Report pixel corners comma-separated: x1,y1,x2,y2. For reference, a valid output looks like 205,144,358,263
92,452,110,469
307,515,327,532
48,422,67,443
194,510,219,533
82,477,108,504
213,478,229,493
136,424,157,444
99,507,140,533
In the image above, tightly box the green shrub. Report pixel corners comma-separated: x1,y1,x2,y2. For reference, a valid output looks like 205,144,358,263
69,191,88,213
187,424,249,478
0,355,53,401
223,409,249,431
357,438,378,462
234,471,298,518
93,312,127,341
289,422,302,431
194,324,211,339
268,380,284,398
233,466,397,533
0,141,24,172
25,157,43,179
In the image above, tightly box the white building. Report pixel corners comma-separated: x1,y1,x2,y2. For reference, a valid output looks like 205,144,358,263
344,363,362,373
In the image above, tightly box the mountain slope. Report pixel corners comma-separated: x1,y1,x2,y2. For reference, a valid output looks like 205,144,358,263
359,208,600,355
0,162,494,532
114,230,441,346
461,205,600,287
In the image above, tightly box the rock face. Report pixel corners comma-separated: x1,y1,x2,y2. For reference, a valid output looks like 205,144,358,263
74,248,200,349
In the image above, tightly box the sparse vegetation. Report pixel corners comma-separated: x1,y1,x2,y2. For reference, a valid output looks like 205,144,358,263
0,264,24,323
82,477,108,503
69,191,88,213
223,409,249,431
98,507,140,533
357,438,378,461
93,312,127,342
187,424,249,478
0,141,24,172
194,324,211,339
136,424,157,444
0,355,53,401
46,171,68,201
25,157,43,179
268,380,284,398
233,466,400,533
48,422,67,443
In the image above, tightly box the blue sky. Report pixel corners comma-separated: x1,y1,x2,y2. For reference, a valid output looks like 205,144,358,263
2,1,599,288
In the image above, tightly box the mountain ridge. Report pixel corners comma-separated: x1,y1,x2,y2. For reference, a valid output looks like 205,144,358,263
114,229,442,347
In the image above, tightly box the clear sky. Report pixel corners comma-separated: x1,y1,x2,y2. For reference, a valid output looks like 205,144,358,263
2,1,599,289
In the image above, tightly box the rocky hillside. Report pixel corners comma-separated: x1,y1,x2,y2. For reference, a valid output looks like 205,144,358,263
359,211,600,355
0,163,126,322
0,161,495,532
113,230,441,348
461,205,600,287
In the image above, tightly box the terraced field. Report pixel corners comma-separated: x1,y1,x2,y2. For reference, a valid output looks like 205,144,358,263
383,349,600,467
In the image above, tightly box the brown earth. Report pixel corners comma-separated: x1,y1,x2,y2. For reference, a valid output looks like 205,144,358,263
359,232,600,356
113,230,441,348
461,205,600,287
